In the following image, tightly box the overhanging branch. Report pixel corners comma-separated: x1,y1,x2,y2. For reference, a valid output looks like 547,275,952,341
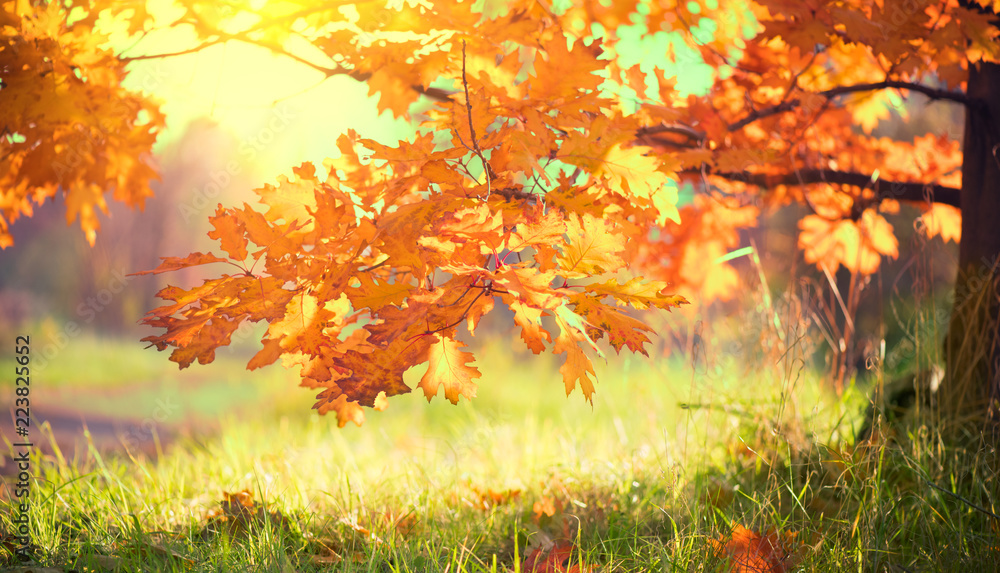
688,168,961,208
121,39,225,61
729,80,973,131
122,33,455,103
637,123,707,142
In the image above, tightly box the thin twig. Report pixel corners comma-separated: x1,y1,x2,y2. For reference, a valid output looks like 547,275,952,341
925,480,1000,521
422,287,487,336
461,40,493,199
121,39,225,61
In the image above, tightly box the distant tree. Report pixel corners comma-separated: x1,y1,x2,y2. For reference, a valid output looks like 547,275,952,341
6,1,998,431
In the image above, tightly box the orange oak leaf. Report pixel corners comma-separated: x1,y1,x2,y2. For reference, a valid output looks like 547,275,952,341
366,65,418,118
421,159,467,188
493,267,560,308
528,33,604,101
345,273,414,312
505,210,568,253
417,335,481,404
163,317,243,369
710,524,801,573
918,203,962,243
571,296,655,356
799,210,899,275
255,163,319,228
437,203,505,249
313,391,388,428
557,214,627,277
521,540,592,573
507,298,552,354
597,143,681,226
129,252,230,276
236,203,303,261
583,277,689,310
552,317,598,402
265,292,328,355
208,205,249,261
329,346,417,407
464,291,496,334
64,183,109,246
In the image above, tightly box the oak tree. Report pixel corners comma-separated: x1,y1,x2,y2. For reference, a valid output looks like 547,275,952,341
6,0,1000,430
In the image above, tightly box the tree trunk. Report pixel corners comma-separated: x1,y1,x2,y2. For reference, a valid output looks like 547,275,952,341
944,60,1000,430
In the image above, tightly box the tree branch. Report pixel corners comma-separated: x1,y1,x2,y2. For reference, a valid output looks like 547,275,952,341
121,34,454,103
687,168,961,208
729,80,972,131
822,80,971,104
120,39,225,61
637,123,707,142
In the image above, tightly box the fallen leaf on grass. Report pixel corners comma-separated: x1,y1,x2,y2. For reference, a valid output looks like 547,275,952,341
304,535,369,567
710,524,801,573
338,514,373,538
532,495,563,522
307,509,410,568
470,485,522,510
71,553,125,571
199,489,291,539
1,525,40,563
129,540,194,566
113,535,195,569
700,479,735,509
304,535,344,566
382,508,419,537
521,540,592,573
74,553,123,570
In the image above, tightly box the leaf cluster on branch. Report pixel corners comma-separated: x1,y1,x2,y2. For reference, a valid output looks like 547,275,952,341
133,29,689,424
7,0,999,422
1,0,163,247
132,0,997,422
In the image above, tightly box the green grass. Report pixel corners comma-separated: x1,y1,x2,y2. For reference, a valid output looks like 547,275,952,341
2,334,998,572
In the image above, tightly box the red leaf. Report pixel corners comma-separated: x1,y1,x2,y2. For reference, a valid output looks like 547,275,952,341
521,541,591,573
711,524,801,573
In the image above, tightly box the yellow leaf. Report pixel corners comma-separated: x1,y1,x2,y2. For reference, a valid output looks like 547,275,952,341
418,335,481,404
557,214,627,277
507,298,551,353
598,143,681,225
918,203,961,243
799,211,898,275
64,183,108,246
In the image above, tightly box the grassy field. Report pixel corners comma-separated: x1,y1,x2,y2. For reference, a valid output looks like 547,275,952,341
1,331,998,572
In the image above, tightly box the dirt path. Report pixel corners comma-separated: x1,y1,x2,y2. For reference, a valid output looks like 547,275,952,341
0,378,235,478
1,404,202,476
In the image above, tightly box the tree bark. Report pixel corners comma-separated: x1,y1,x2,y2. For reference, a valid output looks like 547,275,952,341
944,60,1000,429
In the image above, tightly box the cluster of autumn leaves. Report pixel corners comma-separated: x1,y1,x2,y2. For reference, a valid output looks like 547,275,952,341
5,0,990,421
129,0,984,423
136,130,687,425
0,0,162,248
